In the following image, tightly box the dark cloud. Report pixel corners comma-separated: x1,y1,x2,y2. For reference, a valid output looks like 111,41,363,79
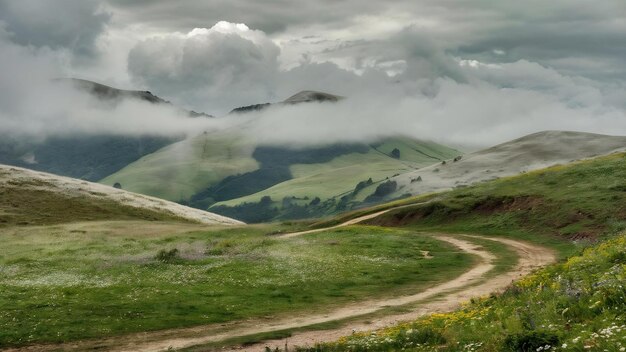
0,0,111,58
105,0,381,34
1,0,626,149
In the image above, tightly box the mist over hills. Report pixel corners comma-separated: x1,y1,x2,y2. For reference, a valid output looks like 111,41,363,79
2,79,625,224
0,79,216,181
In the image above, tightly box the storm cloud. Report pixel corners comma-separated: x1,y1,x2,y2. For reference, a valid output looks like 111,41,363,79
0,0,625,148
0,0,111,59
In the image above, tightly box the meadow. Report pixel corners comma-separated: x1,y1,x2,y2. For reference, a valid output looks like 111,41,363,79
0,222,472,346
303,233,626,351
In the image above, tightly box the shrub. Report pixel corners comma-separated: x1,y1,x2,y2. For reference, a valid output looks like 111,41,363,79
502,331,560,351
309,197,321,206
155,248,180,263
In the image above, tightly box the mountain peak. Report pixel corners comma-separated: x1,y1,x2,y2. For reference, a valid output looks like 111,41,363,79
62,78,213,118
282,90,342,104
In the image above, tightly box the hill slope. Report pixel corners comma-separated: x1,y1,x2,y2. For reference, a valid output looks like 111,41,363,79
356,131,626,203
0,164,242,226
102,134,461,222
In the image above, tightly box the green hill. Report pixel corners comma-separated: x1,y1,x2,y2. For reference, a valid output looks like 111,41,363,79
0,164,242,227
363,151,626,242
101,134,461,222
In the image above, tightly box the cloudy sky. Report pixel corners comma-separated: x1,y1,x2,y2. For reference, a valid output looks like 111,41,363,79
0,0,625,148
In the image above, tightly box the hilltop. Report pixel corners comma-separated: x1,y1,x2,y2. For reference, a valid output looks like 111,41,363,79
229,90,342,114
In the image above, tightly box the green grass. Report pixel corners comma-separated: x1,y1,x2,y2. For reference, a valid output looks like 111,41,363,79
0,223,472,346
0,178,188,227
102,134,459,207
215,138,460,207
101,131,260,201
304,233,626,351
348,152,626,257
175,232,520,352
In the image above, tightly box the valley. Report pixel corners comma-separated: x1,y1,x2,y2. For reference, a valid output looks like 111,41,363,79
2,4,625,351
3,143,625,351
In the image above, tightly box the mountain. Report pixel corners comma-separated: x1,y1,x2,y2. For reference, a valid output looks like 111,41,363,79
283,90,343,104
0,79,213,181
68,78,169,104
366,130,626,202
66,79,213,118
228,90,343,114
0,164,242,227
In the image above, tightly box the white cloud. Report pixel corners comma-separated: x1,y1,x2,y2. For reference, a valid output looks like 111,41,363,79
127,21,281,114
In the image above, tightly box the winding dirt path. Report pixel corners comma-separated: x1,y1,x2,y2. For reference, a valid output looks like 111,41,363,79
229,235,554,352
5,206,556,352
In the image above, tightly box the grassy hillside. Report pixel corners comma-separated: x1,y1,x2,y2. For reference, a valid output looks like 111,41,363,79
0,170,187,226
363,152,626,244
101,131,259,201
0,165,241,227
305,233,626,351
355,131,626,208
102,134,461,222
216,138,455,206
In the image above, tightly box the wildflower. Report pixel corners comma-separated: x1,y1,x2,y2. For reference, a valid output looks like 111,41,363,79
562,344,568,348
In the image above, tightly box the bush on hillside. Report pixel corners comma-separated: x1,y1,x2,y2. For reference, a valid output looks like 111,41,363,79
155,248,179,263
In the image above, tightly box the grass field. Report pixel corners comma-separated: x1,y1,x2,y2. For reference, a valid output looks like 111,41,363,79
0,222,473,346
216,138,460,208
308,233,626,351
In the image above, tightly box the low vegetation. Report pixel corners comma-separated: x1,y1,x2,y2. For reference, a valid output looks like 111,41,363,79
363,152,626,252
0,179,186,227
303,234,626,351
0,224,471,346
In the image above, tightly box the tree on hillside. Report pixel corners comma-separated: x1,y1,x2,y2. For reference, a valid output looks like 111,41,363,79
391,148,401,159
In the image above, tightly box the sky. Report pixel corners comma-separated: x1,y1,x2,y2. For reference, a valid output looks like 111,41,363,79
0,0,625,148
